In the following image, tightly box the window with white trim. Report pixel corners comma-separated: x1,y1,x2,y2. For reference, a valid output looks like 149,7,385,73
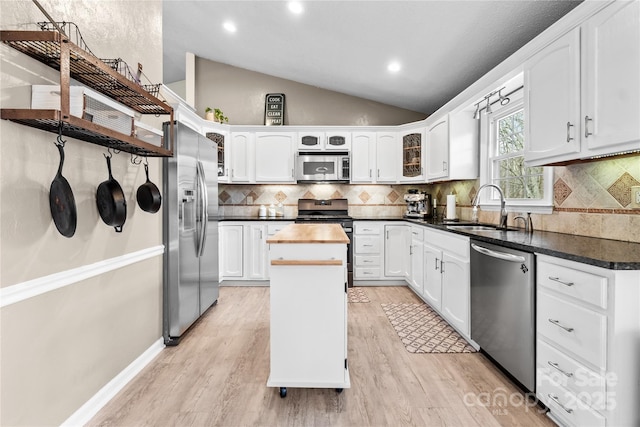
479,88,553,212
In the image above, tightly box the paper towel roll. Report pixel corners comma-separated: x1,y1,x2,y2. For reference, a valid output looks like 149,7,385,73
446,195,457,220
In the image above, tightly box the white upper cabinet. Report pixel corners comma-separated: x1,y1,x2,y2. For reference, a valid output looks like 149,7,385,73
425,112,478,183
230,131,254,183
525,1,640,165
376,132,398,183
351,132,376,183
524,28,582,164
254,132,296,182
297,131,351,151
426,115,449,181
582,0,640,156
297,131,324,151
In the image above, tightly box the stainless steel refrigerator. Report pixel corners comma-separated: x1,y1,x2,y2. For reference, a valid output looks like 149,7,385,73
162,121,219,346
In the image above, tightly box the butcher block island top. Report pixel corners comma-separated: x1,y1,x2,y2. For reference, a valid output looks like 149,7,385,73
266,223,349,244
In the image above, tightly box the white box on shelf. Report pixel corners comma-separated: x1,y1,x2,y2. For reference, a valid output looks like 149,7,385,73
134,120,163,147
31,85,136,136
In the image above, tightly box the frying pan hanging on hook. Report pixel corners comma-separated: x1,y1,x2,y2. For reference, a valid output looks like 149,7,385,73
136,161,162,213
96,153,127,232
49,139,77,237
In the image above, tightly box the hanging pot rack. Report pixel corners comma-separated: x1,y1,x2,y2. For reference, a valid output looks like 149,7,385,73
1,20,173,156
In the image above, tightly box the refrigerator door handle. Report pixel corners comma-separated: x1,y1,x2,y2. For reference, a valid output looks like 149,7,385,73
196,160,209,257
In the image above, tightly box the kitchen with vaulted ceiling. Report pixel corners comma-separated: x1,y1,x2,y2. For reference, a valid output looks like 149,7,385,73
1,1,639,426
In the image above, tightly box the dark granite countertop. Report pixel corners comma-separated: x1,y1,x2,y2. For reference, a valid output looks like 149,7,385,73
220,216,640,270
356,217,639,270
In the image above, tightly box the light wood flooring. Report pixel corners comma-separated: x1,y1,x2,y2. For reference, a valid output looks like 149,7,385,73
88,286,555,426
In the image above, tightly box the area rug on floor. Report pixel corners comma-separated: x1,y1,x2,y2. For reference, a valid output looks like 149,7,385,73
347,287,370,303
380,303,476,353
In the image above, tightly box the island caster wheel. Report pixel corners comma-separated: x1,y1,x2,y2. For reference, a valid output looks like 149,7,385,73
279,387,287,398
335,388,343,394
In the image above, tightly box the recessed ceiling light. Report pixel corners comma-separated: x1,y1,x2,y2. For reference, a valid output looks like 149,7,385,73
223,21,237,33
288,2,304,14
387,61,401,73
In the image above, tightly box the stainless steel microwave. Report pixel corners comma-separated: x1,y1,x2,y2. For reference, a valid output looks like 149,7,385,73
295,152,350,183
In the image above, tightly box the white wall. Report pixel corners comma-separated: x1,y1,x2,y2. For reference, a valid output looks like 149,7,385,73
0,1,164,425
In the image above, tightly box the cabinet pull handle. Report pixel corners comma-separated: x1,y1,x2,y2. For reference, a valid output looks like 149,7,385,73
440,259,444,274
363,244,373,247
377,169,380,178
435,257,439,271
442,161,447,171
547,361,574,378
409,246,412,255
549,276,574,287
369,169,372,178
547,394,573,414
566,122,574,143
548,318,574,332
226,168,229,177
585,116,593,138
363,260,372,263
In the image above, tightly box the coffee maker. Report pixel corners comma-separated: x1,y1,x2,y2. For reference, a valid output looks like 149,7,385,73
403,190,432,219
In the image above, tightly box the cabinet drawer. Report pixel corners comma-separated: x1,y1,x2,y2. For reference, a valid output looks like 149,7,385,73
354,223,381,234
538,374,606,427
355,236,380,253
267,222,292,236
537,339,605,408
355,255,380,267
355,267,380,278
537,291,607,370
424,229,469,259
538,259,608,309
410,227,424,242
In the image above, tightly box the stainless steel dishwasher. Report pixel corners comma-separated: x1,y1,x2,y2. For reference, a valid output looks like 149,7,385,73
470,239,535,392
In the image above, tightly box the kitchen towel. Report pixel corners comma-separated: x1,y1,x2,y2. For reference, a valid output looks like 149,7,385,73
446,194,457,220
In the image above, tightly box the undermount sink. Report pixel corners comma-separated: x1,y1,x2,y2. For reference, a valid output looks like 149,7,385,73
445,223,514,232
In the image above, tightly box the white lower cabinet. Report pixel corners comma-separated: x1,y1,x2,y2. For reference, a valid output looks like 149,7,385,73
422,242,442,310
245,223,268,280
219,224,243,278
440,251,470,337
408,226,424,294
384,224,409,278
219,221,293,282
409,227,470,339
353,221,409,281
536,254,640,427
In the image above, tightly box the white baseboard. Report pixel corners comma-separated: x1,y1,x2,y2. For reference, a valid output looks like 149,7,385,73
1,245,164,308
61,337,165,427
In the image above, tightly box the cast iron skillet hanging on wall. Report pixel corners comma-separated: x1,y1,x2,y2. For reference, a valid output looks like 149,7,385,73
49,134,77,237
136,160,162,213
96,152,127,232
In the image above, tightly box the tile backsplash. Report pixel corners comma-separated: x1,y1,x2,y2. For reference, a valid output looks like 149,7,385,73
219,154,640,243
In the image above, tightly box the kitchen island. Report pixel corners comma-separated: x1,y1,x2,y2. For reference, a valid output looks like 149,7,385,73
266,224,350,398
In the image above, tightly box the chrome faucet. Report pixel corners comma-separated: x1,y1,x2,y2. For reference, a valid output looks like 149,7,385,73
514,212,534,233
472,184,508,230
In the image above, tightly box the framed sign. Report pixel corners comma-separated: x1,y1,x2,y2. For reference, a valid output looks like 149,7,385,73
264,93,285,126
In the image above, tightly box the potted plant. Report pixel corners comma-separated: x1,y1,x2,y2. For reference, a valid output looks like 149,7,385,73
205,107,229,123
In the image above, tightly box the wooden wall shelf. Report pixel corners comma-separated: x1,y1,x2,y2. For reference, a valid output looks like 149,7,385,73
1,30,174,157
